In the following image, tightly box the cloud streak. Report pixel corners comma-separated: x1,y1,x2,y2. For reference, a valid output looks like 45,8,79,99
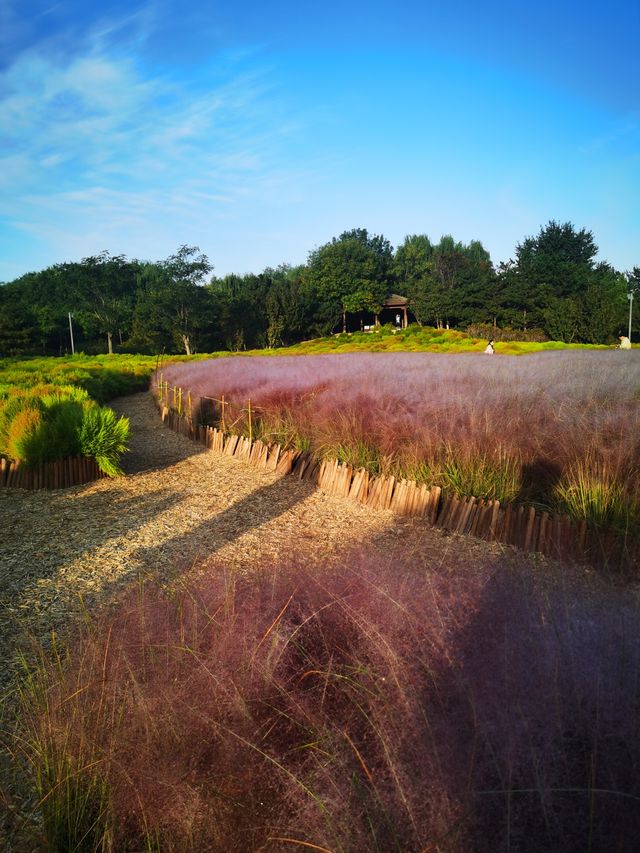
0,6,312,269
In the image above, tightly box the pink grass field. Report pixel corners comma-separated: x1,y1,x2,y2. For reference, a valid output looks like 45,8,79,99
20,554,640,852
161,350,640,510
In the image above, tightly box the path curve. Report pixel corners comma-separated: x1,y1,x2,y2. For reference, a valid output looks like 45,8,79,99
0,392,516,677
0,392,524,678
0,391,546,845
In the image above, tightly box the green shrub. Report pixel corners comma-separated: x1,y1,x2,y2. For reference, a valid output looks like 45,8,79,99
0,386,129,476
79,406,130,477
331,439,384,475
554,459,637,533
5,407,45,463
439,445,522,503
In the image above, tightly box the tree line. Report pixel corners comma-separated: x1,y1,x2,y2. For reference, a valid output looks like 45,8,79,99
0,221,637,357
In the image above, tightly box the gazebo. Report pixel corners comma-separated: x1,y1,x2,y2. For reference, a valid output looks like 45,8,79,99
376,294,411,329
344,294,414,333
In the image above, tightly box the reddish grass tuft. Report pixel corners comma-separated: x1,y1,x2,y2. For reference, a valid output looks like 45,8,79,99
18,552,640,852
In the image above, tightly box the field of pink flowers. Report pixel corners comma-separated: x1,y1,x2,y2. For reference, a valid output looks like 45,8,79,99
161,351,640,529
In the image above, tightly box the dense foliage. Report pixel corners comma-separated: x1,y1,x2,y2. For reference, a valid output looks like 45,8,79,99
0,353,158,403
0,354,169,474
0,385,129,475
1,224,637,357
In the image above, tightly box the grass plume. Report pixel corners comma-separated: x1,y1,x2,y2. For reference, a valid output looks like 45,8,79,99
13,554,640,851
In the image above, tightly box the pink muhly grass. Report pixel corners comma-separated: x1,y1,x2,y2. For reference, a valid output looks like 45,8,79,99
161,351,640,512
17,552,640,852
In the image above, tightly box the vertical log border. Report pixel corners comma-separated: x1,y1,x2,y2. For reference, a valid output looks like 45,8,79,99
155,390,637,571
0,456,107,491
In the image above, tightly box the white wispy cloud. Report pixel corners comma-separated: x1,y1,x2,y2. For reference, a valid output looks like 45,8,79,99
0,5,316,267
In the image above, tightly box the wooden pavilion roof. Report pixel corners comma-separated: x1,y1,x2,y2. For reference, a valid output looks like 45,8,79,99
383,294,410,308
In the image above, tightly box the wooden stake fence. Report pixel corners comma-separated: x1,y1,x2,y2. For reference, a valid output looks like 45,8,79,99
0,456,106,490
154,384,638,571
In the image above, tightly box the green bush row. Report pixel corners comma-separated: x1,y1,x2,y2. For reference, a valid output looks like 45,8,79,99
0,353,162,403
0,384,130,477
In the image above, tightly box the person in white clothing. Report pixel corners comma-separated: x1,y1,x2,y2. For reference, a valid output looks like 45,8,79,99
618,335,631,350
484,339,495,354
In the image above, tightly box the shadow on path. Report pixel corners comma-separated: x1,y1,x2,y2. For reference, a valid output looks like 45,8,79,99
0,487,185,604
133,475,314,574
110,392,207,475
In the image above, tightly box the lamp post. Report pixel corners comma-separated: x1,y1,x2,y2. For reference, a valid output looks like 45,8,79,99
628,292,634,342
68,311,75,355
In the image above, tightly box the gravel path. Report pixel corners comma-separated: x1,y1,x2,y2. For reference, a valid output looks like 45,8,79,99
1,391,516,845
0,391,524,682
0,395,440,680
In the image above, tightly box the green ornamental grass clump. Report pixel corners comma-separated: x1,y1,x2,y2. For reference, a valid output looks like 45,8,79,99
79,406,130,478
554,458,637,534
0,385,129,476
439,445,523,504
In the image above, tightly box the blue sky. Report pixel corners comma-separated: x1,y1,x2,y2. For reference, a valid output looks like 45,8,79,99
1,0,638,282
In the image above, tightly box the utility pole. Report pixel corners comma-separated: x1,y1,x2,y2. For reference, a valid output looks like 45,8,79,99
628,292,634,342
68,311,75,355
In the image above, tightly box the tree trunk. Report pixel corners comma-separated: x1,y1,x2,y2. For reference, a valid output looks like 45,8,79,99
107,331,113,355
182,334,192,356
342,310,347,334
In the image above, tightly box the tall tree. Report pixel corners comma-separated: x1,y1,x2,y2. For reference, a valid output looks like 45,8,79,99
509,221,627,341
161,245,212,355
74,252,138,354
395,234,495,328
393,235,433,324
306,228,392,332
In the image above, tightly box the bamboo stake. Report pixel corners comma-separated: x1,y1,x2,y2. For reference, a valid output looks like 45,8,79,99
469,499,483,536
436,494,452,528
367,476,382,509
382,476,396,510
524,506,537,551
514,505,525,548
428,486,441,525
477,503,492,538
458,496,476,534
267,444,281,471
538,512,549,553
247,399,252,444
489,501,501,540
349,469,364,501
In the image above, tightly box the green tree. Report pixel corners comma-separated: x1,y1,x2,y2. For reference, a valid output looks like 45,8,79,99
130,247,213,355
625,267,640,339
515,221,598,299
0,281,36,356
73,252,138,354
509,221,626,342
306,228,392,332
579,264,628,344
395,234,495,329
263,265,314,347
393,235,433,325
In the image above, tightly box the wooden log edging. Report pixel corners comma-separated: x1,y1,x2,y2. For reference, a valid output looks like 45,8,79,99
0,456,106,491
156,400,637,570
